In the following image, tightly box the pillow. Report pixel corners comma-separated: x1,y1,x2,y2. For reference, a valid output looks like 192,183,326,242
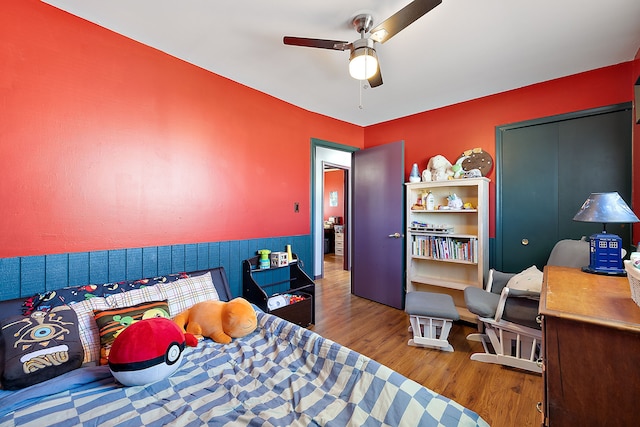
155,271,220,316
0,306,84,390
94,300,170,365
25,273,189,313
72,271,219,365
71,297,111,365
105,284,164,310
506,265,543,293
104,271,219,316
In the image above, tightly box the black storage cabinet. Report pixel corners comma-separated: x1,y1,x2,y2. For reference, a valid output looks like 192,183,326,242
242,253,315,326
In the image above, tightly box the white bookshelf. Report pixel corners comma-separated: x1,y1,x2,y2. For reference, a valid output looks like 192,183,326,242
405,178,489,322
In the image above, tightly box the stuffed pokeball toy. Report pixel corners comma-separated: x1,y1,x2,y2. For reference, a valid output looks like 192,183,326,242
108,317,197,386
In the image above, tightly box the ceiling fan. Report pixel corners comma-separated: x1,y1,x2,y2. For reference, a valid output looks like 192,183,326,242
283,0,442,88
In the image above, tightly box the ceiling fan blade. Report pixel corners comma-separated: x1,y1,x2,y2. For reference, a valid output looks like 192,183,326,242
283,36,349,51
370,0,442,44
368,63,383,88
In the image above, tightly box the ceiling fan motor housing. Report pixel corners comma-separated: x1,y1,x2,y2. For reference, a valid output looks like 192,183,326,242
352,14,374,34
350,37,375,53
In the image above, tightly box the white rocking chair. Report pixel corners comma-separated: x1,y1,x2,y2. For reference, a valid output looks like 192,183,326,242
465,270,543,372
464,239,590,374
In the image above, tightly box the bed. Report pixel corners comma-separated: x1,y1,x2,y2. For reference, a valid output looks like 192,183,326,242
0,267,489,426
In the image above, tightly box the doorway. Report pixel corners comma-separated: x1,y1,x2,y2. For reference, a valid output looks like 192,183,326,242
312,139,406,310
311,139,357,279
323,166,347,265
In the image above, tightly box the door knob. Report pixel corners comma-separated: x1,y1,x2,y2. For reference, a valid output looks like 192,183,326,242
521,238,529,246
388,232,402,238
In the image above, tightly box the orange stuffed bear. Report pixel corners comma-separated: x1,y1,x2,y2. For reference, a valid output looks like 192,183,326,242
173,297,257,344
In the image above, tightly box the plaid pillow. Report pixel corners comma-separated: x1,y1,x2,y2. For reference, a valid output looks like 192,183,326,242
71,297,112,365
105,284,165,309
155,272,220,316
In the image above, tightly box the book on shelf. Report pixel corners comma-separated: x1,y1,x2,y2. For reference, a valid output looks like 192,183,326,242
411,235,477,262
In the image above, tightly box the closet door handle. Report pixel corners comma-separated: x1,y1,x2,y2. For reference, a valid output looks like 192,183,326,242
388,232,402,238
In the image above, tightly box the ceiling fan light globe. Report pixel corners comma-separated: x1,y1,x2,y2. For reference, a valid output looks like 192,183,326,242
349,47,378,80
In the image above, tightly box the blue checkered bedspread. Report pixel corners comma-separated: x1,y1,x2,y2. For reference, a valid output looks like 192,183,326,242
0,312,488,426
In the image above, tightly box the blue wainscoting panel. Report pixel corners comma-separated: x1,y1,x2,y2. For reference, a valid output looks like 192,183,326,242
0,235,312,301
108,250,126,283
45,253,68,292
142,247,159,279
208,242,220,271
171,245,185,273
157,246,173,276
126,248,143,282
89,251,109,285
68,252,89,287
184,244,198,273
197,243,209,271
20,257,46,298
0,257,20,301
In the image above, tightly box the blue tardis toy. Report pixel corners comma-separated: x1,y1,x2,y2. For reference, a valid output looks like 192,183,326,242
573,192,639,277
585,233,625,275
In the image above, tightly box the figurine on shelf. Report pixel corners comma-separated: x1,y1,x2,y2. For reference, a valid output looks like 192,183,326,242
409,163,421,183
411,196,425,210
447,194,463,209
257,249,271,269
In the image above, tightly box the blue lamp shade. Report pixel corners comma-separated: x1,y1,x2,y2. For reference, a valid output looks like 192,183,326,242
573,192,639,276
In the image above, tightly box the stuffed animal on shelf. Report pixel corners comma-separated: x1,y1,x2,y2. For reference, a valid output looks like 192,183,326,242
108,317,198,386
422,155,454,182
451,156,466,179
173,297,258,344
447,194,463,209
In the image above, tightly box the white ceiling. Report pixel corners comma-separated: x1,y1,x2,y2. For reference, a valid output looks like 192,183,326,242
42,0,640,127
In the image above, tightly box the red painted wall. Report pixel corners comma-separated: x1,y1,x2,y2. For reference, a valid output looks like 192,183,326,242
365,63,638,237
323,170,345,221
0,0,363,257
2,0,637,258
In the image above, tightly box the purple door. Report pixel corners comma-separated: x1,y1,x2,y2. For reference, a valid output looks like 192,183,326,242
352,141,405,309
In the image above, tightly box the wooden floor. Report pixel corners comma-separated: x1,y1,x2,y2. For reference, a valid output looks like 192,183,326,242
310,255,543,427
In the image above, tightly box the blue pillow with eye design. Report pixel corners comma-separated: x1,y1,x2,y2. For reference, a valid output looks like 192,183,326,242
0,306,83,390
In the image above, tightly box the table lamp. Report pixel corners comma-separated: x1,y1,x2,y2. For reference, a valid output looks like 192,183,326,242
573,192,639,276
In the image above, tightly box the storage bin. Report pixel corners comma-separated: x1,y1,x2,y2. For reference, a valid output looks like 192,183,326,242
624,260,640,308
271,292,313,327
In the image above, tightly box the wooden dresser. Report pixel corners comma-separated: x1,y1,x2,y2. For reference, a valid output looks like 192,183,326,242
540,266,640,426
334,230,344,256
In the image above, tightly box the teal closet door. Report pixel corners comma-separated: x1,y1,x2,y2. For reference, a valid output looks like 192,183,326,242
500,123,559,272
558,110,632,242
498,105,632,273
